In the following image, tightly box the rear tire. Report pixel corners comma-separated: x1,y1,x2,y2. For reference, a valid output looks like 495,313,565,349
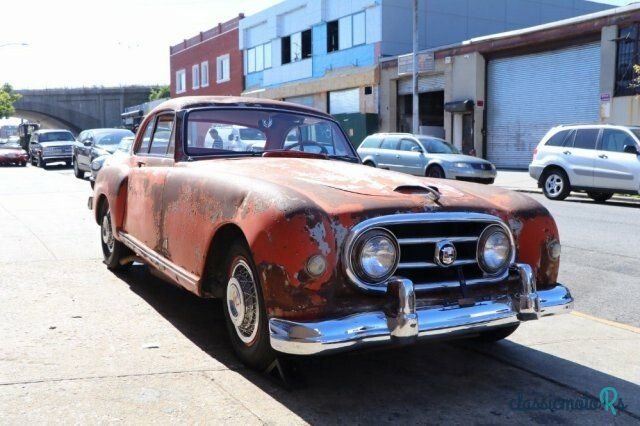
73,158,84,178
99,200,131,270
473,324,519,342
426,164,445,179
363,161,375,167
587,192,613,203
222,242,275,370
542,168,570,200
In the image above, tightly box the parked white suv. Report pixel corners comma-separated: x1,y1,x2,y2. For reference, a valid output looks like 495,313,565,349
529,124,640,202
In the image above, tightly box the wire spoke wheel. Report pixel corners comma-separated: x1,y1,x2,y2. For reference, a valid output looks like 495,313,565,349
226,259,260,344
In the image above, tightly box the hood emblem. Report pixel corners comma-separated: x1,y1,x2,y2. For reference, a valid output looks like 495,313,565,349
434,240,457,267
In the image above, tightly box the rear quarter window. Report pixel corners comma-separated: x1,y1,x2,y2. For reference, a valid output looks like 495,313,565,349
545,130,571,147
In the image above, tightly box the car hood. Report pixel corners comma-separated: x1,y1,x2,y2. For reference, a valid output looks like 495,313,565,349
185,157,540,217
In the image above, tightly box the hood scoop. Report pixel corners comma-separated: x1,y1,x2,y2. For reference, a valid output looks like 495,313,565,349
394,185,441,201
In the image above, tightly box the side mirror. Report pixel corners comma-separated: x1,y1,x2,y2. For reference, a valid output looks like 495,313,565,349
228,135,234,141
623,144,639,155
83,141,92,147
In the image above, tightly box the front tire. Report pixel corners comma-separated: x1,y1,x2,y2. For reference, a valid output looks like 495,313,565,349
363,161,375,167
587,192,613,203
99,200,131,270
73,158,84,178
542,168,570,200
426,164,445,179
222,242,275,370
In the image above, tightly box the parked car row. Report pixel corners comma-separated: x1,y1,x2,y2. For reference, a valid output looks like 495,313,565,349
529,124,640,203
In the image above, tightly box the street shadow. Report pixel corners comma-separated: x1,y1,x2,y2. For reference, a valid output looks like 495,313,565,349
115,265,639,424
564,195,640,209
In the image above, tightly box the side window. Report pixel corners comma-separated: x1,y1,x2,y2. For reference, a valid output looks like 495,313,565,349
361,137,381,148
573,129,599,150
545,130,570,147
380,137,398,150
149,115,175,155
600,129,636,152
137,121,154,154
399,139,420,152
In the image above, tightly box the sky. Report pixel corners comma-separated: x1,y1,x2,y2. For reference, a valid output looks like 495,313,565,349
0,0,631,92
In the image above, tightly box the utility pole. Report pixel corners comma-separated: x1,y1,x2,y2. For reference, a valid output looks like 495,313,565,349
412,0,419,135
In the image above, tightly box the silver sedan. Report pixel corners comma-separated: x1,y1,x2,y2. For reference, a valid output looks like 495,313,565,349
357,133,496,184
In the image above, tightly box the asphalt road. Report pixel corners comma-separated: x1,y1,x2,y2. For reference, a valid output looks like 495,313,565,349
526,193,640,328
1,165,639,424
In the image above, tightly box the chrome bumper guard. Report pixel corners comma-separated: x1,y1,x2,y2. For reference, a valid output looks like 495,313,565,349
269,263,573,355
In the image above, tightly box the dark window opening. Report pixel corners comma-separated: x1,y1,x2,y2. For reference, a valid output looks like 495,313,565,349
302,29,312,59
573,129,599,150
282,36,291,64
615,25,640,96
364,86,372,95
327,20,339,52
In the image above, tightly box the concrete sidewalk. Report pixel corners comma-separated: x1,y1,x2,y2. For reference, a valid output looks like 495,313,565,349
494,169,640,204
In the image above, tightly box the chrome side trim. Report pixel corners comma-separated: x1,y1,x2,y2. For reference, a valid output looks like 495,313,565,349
342,212,516,294
119,232,199,292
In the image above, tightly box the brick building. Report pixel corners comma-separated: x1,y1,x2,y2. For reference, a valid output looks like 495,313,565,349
169,15,244,98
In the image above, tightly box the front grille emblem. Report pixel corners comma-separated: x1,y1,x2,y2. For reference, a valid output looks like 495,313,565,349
434,240,457,267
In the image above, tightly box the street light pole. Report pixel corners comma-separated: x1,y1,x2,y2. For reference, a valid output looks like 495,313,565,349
412,0,419,135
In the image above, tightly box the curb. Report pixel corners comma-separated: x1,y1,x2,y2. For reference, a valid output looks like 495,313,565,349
498,186,640,205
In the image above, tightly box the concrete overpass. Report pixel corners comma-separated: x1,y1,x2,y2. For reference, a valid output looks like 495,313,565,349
14,86,154,133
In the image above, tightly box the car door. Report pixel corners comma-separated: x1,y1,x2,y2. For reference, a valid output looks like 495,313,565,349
564,128,598,188
594,128,640,191
123,113,176,252
396,138,425,175
377,136,400,170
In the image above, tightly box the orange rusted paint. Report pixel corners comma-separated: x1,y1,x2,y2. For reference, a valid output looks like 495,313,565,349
93,96,562,322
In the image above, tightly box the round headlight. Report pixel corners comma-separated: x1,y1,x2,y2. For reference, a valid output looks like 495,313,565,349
477,225,512,275
351,228,399,284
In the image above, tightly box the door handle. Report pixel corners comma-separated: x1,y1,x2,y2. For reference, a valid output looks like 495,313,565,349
598,154,608,159
137,160,146,168
563,151,572,155
395,155,400,159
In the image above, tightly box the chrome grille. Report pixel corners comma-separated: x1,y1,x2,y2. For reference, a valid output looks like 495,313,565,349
343,212,514,294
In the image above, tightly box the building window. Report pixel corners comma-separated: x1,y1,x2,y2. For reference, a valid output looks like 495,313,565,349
282,29,311,65
201,61,209,87
246,43,272,73
192,64,200,89
327,12,366,53
176,69,186,94
217,54,230,83
615,25,640,96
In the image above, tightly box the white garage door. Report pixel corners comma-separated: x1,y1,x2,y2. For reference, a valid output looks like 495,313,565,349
487,43,601,169
329,88,360,114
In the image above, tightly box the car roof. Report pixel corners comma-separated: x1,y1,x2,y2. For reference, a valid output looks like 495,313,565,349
35,129,74,134
149,96,332,119
551,124,640,131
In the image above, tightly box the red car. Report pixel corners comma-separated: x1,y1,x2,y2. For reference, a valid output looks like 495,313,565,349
0,143,29,166
89,97,573,370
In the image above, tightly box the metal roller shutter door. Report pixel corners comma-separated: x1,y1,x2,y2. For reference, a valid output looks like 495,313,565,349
487,43,601,169
397,74,445,95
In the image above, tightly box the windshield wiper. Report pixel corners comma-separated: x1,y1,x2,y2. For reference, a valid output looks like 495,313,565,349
328,155,359,163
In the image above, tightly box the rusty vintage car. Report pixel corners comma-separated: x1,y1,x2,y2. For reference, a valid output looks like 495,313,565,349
89,97,573,370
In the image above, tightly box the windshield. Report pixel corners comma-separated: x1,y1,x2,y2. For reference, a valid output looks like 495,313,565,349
39,131,75,142
117,137,134,153
418,137,461,154
95,130,134,146
185,108,357,159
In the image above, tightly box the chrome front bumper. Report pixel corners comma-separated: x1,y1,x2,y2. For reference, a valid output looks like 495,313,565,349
269,263,573,355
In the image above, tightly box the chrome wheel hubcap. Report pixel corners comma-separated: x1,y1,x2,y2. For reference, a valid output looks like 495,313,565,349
226,260,259,344
101,209,114,253
545,174,564,197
